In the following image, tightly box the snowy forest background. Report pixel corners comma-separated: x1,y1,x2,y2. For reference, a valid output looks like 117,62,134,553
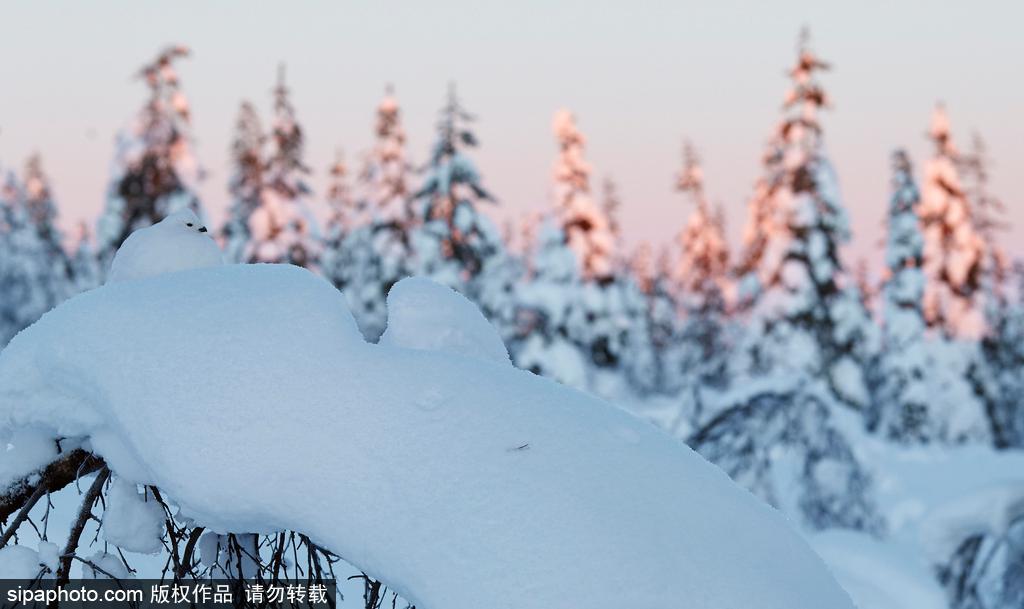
2,31,1024,609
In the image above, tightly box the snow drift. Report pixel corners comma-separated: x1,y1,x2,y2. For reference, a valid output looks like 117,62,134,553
0,264,853,609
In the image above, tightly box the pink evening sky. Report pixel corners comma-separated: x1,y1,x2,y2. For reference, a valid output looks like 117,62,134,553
0,0,1020,275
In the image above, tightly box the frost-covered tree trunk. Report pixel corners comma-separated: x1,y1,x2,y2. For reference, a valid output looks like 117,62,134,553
244,66,319,268
97,46,204,262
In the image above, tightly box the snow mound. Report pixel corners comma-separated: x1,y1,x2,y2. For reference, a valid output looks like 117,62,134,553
0,265,852,609
0,546,43,579
811,530,946,609
379,277,510,365
102,477,167,554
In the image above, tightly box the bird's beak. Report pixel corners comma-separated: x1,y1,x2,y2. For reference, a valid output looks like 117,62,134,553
198,226,208,233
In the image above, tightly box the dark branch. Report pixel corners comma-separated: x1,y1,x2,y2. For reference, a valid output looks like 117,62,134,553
53,467,110,590
0,483,47,549
1,449,105,525
177,526,205,579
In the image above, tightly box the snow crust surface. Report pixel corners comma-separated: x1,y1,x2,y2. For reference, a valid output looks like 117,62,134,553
0,264,853,609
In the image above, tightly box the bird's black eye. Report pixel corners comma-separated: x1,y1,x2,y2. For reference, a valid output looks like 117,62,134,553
186,223,194,227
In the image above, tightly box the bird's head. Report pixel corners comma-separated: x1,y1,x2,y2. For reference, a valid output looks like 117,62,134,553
160,209,209,234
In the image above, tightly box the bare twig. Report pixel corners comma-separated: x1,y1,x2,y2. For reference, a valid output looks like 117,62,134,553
0,484,47,549
149,487,184,577
71,556,122,580
53,467,110,589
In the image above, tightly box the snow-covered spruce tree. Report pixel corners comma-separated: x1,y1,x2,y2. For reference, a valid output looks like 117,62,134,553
961,133,1009,292
222,101,266,263
869,150,930,439
691,33,881,533
320,150,391,340
362,86,413,229
589,271,653,398
869,150,987,444
671,142,733,422
920,105,986,339
97,46,204,261
526,109,648,383
323,150,361,239
473,242,526,353
22,155,81,293
551,109,616,283
409,84,502,291
322,90,417,340
735,138,785,311
601,176,625,269
0,167,71,347
22,155,68,269
243,66,319,268
963,137,1023,448
689,385,881,533
972,265,1024,449
629,242,656,296
622,244,683,398
933,493,1024,609
68,222,102,294
738,32,875,411
512,220,591,388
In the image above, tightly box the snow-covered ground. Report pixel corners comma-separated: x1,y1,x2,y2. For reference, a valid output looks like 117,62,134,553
0,265,854,609
622,394,1024,609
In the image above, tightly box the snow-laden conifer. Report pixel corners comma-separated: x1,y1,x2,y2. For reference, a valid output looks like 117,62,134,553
97,46,204,260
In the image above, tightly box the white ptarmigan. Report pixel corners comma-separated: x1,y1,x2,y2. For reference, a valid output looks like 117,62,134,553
107,210,224,284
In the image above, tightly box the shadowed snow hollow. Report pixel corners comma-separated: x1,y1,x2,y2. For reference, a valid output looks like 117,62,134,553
0,265,854,609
